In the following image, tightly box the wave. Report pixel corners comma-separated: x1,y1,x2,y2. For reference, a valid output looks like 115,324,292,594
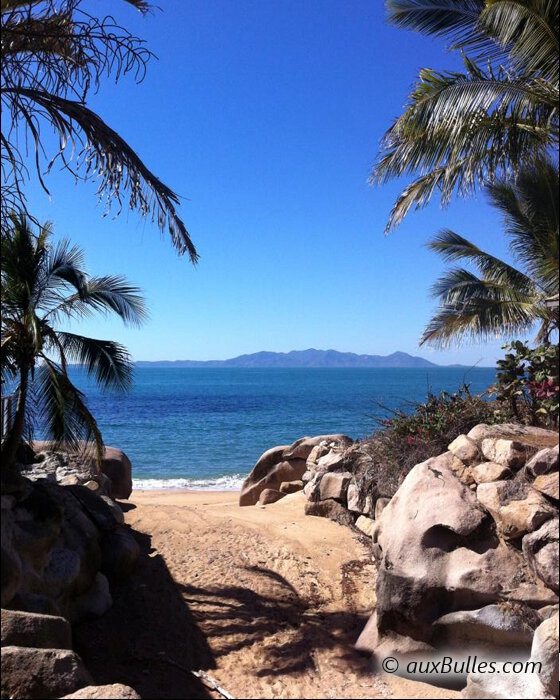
132,473,246,491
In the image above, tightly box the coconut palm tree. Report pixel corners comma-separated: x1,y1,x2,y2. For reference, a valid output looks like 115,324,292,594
373,0,559,232
1,0,198,260
0,214,147,474
421,159,559,347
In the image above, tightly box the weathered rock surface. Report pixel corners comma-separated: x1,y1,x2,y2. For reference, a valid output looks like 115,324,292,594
432,603,539,650
304,499,354,526
533,473,559,501
1,609,72,650
471,462,513,484
61,685,141,699
240,434,353,506
468,424,559,448
355,516,375,537
258,489,286,506
318,471,352,501
523,519,559,594
477,480,556,539
1,645,93,699
284,434,352,461
279,480,304,495
448,435,481,465
527,446,559,477
481,438,527,469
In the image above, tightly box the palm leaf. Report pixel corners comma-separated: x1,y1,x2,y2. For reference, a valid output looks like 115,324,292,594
56,332,134,392
35,357,104,464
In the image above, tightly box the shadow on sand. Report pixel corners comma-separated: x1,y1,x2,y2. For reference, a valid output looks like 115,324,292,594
73,528,216,699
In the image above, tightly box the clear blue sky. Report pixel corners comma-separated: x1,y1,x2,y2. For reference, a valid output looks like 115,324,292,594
25,0,531,365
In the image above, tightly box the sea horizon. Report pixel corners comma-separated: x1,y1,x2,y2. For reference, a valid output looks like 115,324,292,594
68,365,497,490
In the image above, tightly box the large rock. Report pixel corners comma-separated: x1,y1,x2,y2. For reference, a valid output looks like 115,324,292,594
523,519,559,594
366,453,536,658
531,613,559,697
1,609,72,650
461,613,559,699
61,685,141,699
96,446,133,499
279,480,303,495
101,528,140,581
432,603,539,650
527,447,559,477
347,481,372,515
1,646,93,699
258,489,286,506
477,481,556,539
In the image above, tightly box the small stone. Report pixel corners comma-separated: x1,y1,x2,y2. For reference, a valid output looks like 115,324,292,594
61,684,141,699
533,473,559,501
526,446,559,476
471,462,513,484
316,451,347,472
318,471,352,501
279,480,304,495
258,489,286,506
448,435,481,465
481,438,526,469
355,515,375,537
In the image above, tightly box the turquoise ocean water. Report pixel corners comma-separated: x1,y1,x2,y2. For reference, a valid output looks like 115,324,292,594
69,366,496,489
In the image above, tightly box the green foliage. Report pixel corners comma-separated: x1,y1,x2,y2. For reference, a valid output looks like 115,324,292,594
353,384,497,498
374,0,559,232
492,341,559,428
0,214,147,472
1,0,197,259
421,159,559,347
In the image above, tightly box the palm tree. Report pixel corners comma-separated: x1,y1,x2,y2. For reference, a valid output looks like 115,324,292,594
1,214,147,474
1,0,198,260
373,0,559,232
421,159,559,347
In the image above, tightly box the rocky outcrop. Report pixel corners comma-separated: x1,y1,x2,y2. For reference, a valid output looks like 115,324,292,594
1,645,93,699
240,434,352,506
1,609,72,650
355,423,559,697
1,473,138,623
26,442,133,499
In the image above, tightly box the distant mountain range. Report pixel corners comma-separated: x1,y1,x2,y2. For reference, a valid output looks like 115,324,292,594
136,349,456,369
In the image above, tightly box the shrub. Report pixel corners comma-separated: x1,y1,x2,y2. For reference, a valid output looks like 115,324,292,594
491,342,559,430
348,385,498,500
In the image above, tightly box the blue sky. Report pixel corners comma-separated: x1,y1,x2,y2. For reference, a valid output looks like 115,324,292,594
25,0,530,365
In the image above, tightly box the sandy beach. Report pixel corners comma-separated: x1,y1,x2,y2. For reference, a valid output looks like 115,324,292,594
73,489,458,699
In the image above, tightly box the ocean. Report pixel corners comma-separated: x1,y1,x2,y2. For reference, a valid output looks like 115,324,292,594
67,366,497,489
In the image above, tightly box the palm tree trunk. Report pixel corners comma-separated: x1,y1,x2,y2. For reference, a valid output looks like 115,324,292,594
1,362,29,478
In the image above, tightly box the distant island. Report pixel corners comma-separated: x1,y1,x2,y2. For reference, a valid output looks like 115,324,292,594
136,349,462,369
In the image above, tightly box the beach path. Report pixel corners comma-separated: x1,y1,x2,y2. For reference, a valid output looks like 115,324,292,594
74,490,458,699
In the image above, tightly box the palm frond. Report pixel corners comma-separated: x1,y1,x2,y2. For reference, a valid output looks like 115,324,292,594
429,266,538,303
35,357,103,464
77,275,148,326
421,297,539,346
479,1,559,84
56,332,134,392
427,229,537,290
3,87,198,261
386,1,486,45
